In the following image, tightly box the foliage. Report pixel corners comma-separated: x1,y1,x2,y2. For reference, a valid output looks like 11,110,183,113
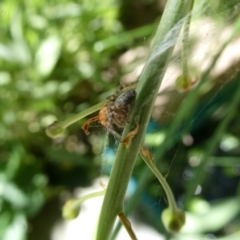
1,0,240,240
0,0,136,239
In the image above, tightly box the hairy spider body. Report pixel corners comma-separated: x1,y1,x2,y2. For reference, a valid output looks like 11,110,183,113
106,89,136,137
82,82,137,138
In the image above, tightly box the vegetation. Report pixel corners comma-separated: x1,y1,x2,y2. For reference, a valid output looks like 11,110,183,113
0,0,240,240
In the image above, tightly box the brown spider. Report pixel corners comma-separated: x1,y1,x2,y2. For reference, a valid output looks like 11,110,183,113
82,82,137,138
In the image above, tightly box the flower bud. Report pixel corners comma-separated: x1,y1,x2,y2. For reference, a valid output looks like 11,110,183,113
46,121,65,138
62,199,81,220
161,207,185,233
175,74,198,92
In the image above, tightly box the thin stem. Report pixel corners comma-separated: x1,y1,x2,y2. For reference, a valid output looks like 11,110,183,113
118,213,137,240
75,190,106,204
62,190,106,219
61,101,105,128
181,0,194,80
140,152,178,213
46,101,105,138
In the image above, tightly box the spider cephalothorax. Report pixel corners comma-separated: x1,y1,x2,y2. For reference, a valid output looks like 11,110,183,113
82,82,137,138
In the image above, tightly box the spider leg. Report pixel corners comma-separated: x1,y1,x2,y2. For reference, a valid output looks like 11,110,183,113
82,115,100,135
106,116,122,139
107,127,121,139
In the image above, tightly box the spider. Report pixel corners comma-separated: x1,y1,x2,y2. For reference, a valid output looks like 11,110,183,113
82,82,137,138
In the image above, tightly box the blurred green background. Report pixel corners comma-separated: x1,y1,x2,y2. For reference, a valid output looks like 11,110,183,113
0,0,240,240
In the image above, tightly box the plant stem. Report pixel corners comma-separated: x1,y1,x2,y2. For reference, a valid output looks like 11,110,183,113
46,101,105,138
61,101,105,128
140,152,178,213
75,190,106,203
118,213,137,240
181,0,194,81
96,1,190,239
62,190,106,220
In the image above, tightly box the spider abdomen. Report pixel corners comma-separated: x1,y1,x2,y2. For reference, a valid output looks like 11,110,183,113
107,89,136,134
114,89,136,108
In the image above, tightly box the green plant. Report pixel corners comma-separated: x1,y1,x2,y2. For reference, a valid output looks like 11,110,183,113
2,0,240,239
47,0,240,239
48,0,193,239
